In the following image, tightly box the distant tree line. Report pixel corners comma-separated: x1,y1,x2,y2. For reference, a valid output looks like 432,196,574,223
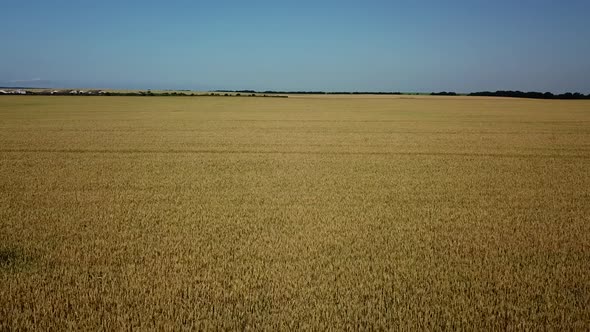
217,90,404,95
329,91,403,95
468,91,590,100
214,90,590,99
430,92,458,96
5,88,590,100
2,89,287,98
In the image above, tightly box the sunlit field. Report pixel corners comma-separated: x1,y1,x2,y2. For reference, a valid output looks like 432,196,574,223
1,95,589,330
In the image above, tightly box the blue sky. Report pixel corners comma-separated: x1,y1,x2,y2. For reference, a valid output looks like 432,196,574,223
1,0,589,92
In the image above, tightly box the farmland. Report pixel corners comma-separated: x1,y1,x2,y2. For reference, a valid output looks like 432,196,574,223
1,95,589,329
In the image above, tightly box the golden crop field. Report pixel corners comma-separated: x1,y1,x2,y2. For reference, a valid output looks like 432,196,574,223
1,95,589,330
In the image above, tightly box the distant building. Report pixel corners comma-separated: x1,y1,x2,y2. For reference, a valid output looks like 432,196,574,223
0,90,7,94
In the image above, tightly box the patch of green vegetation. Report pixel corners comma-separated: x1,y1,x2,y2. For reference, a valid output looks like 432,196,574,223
0,247,33,271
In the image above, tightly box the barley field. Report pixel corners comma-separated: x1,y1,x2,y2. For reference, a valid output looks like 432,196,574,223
1,95,589,330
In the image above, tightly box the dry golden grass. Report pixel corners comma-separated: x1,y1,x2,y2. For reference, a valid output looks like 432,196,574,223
1,95,589,330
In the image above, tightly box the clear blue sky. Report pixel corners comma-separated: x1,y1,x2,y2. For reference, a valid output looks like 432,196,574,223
1,0,589,92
